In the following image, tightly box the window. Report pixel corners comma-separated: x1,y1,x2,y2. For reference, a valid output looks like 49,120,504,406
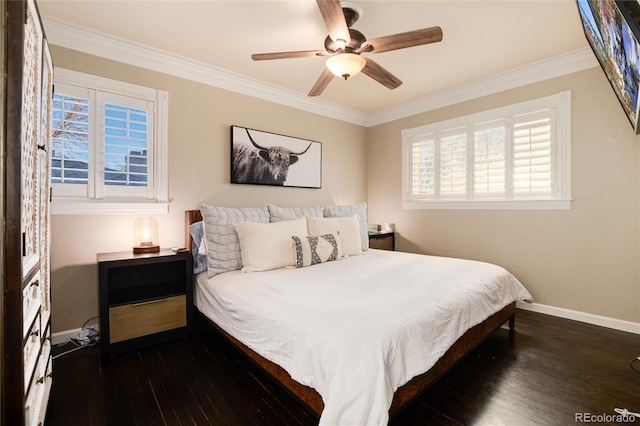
402,91,571,209
51,68,168,214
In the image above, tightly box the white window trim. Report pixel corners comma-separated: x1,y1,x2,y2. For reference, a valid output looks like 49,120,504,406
51,68,169,215
401,91,572,210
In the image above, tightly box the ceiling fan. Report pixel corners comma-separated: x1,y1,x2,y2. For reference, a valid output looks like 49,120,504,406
251,0,443,97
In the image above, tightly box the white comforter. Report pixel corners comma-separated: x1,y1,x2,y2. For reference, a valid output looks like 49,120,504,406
194,249,532,425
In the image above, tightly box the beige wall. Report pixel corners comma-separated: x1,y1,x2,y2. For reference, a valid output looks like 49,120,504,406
50,44,640,332
366,68,640,323
50,46,367,333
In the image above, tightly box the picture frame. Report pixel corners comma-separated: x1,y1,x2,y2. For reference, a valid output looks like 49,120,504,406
230,125,322,188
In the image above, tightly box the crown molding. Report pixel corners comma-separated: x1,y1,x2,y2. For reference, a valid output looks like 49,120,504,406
42,16,369,127
43,16,597,128
366,48,598,127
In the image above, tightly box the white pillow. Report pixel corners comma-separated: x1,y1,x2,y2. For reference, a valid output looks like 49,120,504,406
324,202,369,252
234,217,308,272
306,215,362,256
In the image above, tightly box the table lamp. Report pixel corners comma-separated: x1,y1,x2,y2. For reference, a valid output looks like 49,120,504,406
133,216,160,254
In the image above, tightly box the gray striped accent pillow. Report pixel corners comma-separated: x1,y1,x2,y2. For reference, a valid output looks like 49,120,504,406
291,233,342,268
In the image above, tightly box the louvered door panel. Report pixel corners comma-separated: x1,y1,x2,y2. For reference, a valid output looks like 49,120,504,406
3,0,53,424
20,0,43,278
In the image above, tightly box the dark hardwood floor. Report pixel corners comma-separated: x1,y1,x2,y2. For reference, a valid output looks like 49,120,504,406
45,309,640,426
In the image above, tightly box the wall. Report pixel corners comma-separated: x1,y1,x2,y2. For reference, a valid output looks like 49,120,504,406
50,45,640,332
49,46,367,334
366,68,640,324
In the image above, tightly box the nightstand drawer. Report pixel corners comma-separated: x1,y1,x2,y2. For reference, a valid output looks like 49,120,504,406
109,295,186,344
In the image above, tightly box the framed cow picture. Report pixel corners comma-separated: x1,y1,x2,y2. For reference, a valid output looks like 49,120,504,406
230,125,322,188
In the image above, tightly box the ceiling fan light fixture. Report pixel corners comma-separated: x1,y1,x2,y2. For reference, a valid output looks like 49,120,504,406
326,53,366,80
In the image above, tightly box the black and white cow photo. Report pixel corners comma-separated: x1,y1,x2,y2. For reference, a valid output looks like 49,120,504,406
230,126,322,188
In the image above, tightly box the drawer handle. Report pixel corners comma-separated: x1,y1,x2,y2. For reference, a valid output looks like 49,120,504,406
30,279,39,288
47,372,53,378
131,298,168,307
36,376,44,384
30,330,39,337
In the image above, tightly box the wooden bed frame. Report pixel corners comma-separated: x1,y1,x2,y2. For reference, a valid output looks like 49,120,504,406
184,210,516,418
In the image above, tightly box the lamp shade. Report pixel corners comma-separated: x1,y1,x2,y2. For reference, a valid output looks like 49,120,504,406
133,216,160,254
326,53,366,80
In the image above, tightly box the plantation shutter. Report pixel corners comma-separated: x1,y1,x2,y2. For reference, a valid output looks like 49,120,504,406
51,85,91,198
474,124,506,198
439,131,467,198
97,92,154,199
411,137,436,198
512,110,555,199
408,113,556,202
50,68,169,213
402,91,570,209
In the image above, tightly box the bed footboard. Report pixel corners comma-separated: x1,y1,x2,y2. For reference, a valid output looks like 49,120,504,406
389,302,516,416
197,302,516,418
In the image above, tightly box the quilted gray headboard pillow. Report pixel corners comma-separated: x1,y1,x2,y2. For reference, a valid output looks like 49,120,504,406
267,204,324,222
200,204,270,277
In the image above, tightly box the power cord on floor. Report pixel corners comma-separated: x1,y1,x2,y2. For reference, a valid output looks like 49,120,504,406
69,316,100,347
612,356,640,420
53,316,100,360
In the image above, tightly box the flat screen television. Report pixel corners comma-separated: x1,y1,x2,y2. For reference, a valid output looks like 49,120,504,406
577,0,640,134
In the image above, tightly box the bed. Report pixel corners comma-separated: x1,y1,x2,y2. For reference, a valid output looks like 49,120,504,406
185,207,532,425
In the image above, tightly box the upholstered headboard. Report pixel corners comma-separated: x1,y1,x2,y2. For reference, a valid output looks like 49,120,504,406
184,210,202,250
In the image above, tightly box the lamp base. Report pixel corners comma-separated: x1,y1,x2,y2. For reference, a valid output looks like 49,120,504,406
133,245,160,254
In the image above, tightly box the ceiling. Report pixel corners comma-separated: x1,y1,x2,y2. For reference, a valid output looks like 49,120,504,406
38,0,590,115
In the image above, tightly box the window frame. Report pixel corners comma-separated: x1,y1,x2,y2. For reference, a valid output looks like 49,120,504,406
51,68,169,215
401,91,572,210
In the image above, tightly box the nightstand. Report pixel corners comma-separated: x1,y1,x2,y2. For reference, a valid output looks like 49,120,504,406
368,231,396,251
98,249,193,356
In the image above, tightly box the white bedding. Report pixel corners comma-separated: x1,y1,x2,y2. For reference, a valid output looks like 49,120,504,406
194,249,532,425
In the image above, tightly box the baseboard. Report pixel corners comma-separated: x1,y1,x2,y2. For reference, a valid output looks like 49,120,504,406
52,328,82,345
517,301,640,334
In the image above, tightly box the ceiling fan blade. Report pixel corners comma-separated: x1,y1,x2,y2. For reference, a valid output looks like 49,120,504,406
252,50,328,61
308,68,334,96
359,26,443,54
362,58,402,90
317,0,350,44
